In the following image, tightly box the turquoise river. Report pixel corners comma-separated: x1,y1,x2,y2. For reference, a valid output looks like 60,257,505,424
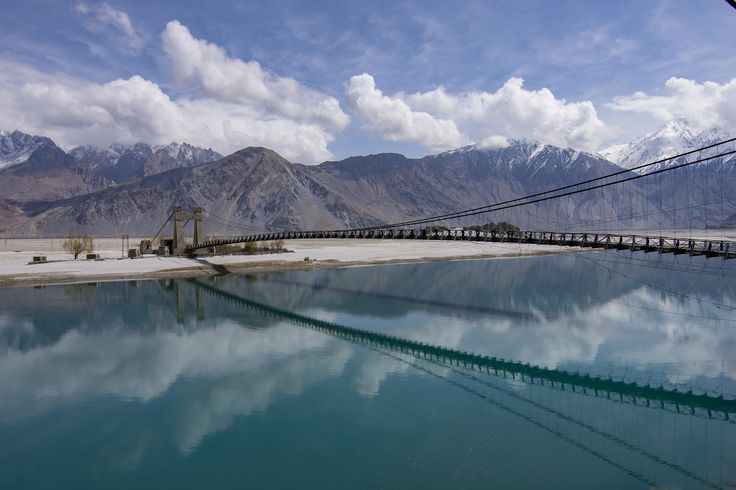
0,252,735,488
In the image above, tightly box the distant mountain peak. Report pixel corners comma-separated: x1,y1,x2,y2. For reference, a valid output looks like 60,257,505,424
0,129,57,169
599,119,732,172
442,138,541,156
650,118,699,143
65,141,223,183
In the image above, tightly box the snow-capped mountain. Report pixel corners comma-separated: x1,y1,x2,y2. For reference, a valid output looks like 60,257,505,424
0,130,56,169
600,119,732,173
68,141,222,183
157,142,221,163
433,139,601,177
0,130,224,203
69,144,135,170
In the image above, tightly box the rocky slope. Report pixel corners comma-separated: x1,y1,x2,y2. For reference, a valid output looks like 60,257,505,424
14,148,383,236
307,141,652,230
600,119,736,229
0,143,113,203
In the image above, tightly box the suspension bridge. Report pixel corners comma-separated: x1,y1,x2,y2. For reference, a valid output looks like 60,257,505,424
186,229,736,258
142,135,736,260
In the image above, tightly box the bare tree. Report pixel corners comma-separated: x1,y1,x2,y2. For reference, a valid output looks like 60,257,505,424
63,233,94,259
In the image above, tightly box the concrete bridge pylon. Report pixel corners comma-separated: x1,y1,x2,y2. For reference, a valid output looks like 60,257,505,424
173,206,205,255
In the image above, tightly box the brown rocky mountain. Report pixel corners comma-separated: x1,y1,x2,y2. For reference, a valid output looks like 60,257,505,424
0,144,112,202
307,143,630,226
1,134,734,237
11,147,383,236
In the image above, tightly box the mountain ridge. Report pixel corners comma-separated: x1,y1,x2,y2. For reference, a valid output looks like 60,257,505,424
1,129,222,180
1,121,734,236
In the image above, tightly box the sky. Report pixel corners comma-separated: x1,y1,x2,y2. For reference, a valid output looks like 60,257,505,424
0,0,734,163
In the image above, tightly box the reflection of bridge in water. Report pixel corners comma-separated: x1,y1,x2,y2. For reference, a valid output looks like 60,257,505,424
187,278,734,489
188,278,736,419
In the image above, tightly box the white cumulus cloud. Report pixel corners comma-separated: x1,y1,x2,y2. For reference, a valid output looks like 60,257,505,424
162,21,349,133
606,77,736,131
346,73,470,151
477,134,510,150
345,74,606,152
404,77,607,152
75,2,144,54
0,21,353,163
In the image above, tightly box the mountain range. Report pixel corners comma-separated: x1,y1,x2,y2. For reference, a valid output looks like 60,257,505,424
0,119,733,237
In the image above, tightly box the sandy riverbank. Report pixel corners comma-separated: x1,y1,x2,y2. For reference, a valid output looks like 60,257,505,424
0,239,574,288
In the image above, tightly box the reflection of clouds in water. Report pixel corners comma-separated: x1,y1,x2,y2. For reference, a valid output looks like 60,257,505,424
350,313,468,397
173,342,352,454
353,355,411,397
0,315,356,454
582,288,736,380
342,283,735,390
346,314,605,397
2,275,735,454
0,320,345,416
381,313,604,368
0,314,36,353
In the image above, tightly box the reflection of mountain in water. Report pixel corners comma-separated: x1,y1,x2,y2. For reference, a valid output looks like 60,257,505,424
2,253,735,354
213,252,736,322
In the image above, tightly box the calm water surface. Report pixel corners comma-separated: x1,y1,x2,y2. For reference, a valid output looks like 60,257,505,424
1,252,735,489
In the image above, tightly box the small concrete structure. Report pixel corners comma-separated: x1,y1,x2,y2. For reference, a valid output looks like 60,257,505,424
139,240,153,255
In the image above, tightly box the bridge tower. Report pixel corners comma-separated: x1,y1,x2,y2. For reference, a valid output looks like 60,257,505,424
172,206,206,255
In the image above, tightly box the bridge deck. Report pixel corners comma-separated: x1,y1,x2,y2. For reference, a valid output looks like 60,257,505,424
187,229,736,259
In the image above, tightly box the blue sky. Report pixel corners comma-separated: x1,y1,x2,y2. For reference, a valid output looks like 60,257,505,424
1,0,734,162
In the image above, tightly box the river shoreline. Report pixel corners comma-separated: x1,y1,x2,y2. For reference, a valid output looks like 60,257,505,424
0,239,574,288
